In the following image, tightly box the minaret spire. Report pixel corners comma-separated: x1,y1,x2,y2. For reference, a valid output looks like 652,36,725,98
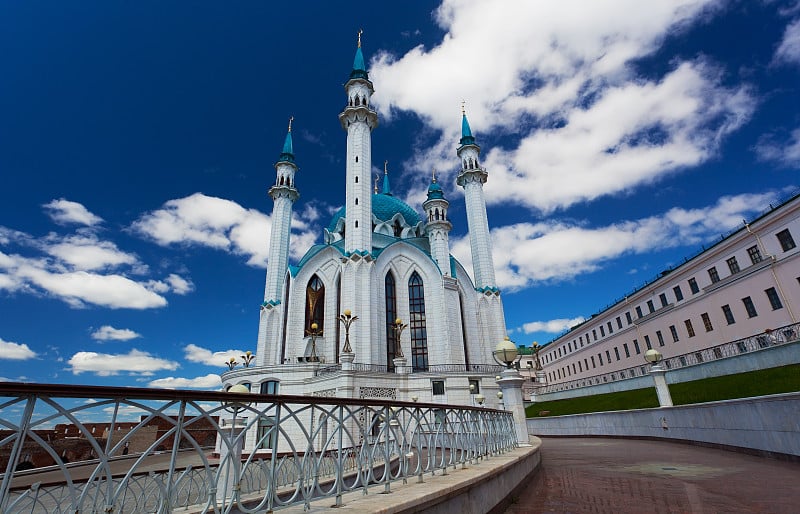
382,160,392,195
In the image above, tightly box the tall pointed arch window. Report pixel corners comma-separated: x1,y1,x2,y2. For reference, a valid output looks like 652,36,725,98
305,275,325,335
408,271,429,371
385,272,398,369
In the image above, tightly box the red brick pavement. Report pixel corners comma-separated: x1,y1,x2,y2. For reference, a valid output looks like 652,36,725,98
507,437,800,514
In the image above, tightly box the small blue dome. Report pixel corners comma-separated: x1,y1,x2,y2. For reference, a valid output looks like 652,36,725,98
328,194,421,232
427,181,444,200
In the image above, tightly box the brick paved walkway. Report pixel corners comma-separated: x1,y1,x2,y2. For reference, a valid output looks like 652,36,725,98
508,437,800,514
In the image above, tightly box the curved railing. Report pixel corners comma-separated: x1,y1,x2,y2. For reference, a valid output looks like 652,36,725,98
0,383,515,513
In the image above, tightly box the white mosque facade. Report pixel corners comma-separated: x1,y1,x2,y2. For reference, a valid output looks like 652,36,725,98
221,41,509,417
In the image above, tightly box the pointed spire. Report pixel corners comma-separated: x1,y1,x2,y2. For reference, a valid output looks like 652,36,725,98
350,30,369,80
459,102,476,147
374,173,379,194
382,160,392,195
278,116,295,163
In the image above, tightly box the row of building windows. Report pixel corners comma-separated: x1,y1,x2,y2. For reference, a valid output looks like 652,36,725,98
543,228,796,366
546,287,787,382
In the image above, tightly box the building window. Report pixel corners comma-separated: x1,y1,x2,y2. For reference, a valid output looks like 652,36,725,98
614,347,620,360
305,275,325,335
468,379,480,394
688,278,699,295
685,319,696,338
659,293,668,308
591,356,596,368
726,257,740,274
765,287,783,310
701,312,713,332
432,380,445,395
626,312,633,325
776,229,796,251
742,296,758,318
385,273,399,368
598,353,603,365
592,329,597,341
708,267,720,283
747,245,762,264
599,326,605,337
408,272,429,371
607,321,613,334
656,330,665,347
257,417,277,450
644,335,652,350
633,339,641,354
673,285,683,302
635,306,643,318
260,380,279,395
722,304,735,325
616,317,622,329
647,300,655,313
623,343,630,358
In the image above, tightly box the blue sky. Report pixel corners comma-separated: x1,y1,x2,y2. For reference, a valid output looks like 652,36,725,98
1,0,798,389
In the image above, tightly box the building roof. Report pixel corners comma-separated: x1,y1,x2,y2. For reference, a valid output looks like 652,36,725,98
327,193,422,232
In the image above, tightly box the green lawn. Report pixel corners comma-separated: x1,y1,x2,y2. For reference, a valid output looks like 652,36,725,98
526,363,800,418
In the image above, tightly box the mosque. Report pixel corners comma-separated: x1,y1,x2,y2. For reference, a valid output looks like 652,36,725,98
220,37,509,411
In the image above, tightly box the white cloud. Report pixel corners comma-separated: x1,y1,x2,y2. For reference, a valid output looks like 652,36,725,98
91,325,142,341
184,343,245,367
519,317,587,335
44,234,139,271
453,192,777,290
43,199,103,226
145,273,194,296
132,193,318,267
756,128,800,168
67,349,179,376
775,18,800,65
0,337,37,360
148,374,222,389
370,0,754,212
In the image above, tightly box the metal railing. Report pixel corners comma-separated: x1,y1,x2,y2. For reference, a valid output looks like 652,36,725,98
0,383,515,513
315,363,506,377
541,322,800,393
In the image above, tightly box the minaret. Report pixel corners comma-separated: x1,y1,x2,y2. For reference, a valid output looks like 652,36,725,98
456,107,497,290
337,32,377,362
257,118,299,365
338,30,378,255
423,170,453,276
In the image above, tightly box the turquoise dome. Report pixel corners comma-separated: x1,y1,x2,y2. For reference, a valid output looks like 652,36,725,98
328,194,421,232
427,180,444,200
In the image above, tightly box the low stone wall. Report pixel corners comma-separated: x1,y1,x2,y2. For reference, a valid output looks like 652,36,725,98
527,393,800,458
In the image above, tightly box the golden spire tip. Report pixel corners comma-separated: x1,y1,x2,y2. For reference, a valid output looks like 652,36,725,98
358,29,363,48
384,160,388,175
288,116,294,132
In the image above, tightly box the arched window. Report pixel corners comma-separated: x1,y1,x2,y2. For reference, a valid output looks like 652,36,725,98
305,275,325,335
393,219,403,237
385,273,398,369
408,271,428,371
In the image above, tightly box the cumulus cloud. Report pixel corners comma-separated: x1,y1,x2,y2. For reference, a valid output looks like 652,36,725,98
148,374,222,389
43,199,103,226
145,274,195,296
370,0,754,212
91,325,141,341
453,192,777,290
68,349,179,376
44,233,140,271
519,318,587,335
132,193,319,267
184,343,245,367
0,337,37,360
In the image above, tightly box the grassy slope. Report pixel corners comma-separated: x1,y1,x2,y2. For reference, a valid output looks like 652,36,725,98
526,363,800,417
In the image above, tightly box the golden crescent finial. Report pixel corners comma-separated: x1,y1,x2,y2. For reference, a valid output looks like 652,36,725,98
432,168,437,183
358,29,363,48
384,160,388,175
374,173,379,193
288,116,294,132
461,100,466,115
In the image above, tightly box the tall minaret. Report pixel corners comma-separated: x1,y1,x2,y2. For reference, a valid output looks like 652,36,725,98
257,118,299,366
338,30,378,255
337,32,378,361
456,107,497,290
423,170,453,276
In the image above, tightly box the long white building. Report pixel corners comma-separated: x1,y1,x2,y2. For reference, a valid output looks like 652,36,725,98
533,192,800,387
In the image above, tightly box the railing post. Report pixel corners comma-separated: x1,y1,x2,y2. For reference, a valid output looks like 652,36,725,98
0,395,36,512
266,401,282,512
162,399,186,512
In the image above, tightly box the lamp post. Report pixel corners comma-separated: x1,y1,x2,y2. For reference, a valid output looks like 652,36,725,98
392,318,409,373
645,349,673,407
337,310,358,371
306,322,322,362
241,351,255,368
493,337,530,445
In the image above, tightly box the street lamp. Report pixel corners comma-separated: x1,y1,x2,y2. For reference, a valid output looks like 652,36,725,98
241,351,255,368
493,336,530,445
493,336,518,368
337,309,358,354
644,349,673,407
474,394,485,407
